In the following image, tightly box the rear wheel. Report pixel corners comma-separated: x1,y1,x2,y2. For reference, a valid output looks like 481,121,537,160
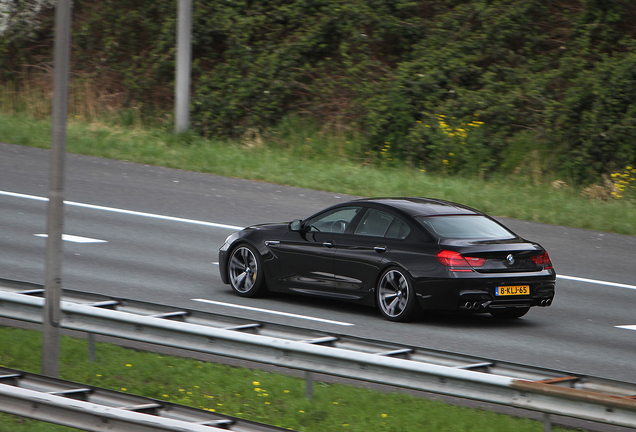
489,307,530,319
376,268,419,322
228,244,267,297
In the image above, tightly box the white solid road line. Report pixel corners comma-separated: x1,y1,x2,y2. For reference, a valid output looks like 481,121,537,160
192,298,355,326
557,275,636,290
616,325,636,331
34,234,107,244
0,190,243,230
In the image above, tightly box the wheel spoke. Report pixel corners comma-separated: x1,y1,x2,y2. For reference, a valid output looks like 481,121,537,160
387,297,400,315
232,271,247,289
244,272,254,289
381,292,398,302
230,254,244,269
398,277,407,292
386,272,399,291
397,296,407,311
248,260,257,273
241,247,250,262
381,292,398,314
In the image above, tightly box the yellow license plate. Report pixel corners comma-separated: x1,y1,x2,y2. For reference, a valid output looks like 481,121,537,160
496,285,530,296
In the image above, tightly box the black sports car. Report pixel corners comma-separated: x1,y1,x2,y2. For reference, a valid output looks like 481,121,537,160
218,197,556,321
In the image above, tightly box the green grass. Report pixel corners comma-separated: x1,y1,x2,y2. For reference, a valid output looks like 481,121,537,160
0,112,634,236
0,326,576,432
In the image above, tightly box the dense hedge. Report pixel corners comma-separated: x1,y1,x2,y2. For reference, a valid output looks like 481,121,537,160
2,0,636,183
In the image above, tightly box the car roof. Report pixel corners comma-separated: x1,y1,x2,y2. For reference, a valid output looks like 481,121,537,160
354,197,483,217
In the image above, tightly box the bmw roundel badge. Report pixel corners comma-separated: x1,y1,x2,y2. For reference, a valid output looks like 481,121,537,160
506,254,515,265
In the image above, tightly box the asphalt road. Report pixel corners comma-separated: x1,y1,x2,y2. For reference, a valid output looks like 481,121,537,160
1,142,635,385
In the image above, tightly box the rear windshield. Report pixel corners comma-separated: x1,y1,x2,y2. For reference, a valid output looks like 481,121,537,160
417,215,515,239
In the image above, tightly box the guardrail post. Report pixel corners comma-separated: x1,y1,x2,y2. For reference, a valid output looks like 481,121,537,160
543,413,551,432
88,333,96,362
305,371,313,399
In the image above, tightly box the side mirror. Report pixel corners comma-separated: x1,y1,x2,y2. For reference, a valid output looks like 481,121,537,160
289,219,303,231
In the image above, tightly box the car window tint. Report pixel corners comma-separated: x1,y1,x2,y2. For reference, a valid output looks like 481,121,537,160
354,209,404,238
385,218,411,239
418,215,515,239
306,206,361,233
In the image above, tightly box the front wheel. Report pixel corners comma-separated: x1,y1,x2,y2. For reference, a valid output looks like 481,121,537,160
376,268,419,322
228,244,267,297
490,307,530,319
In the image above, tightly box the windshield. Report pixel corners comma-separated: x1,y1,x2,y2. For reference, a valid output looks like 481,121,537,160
417,215,516,239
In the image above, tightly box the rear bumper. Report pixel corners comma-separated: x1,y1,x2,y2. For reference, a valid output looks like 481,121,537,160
413,270,556,311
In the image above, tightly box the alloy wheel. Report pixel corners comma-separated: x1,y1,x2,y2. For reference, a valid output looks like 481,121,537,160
378,269,411,319
229,246,258,294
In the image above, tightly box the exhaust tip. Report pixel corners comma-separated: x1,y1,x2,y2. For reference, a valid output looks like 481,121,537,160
472,302,482,310
464,302,472,310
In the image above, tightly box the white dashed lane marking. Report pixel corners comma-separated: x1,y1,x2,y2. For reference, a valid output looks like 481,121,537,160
34,234,107,244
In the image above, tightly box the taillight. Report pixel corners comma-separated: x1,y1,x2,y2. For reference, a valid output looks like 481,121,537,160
531,251,553,269
436,250,486,272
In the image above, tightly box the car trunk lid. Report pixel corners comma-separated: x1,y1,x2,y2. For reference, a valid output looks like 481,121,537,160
438,238,550,272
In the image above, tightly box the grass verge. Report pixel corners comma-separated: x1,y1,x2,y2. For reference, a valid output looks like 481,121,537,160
0,326,576,432
0,113,634,236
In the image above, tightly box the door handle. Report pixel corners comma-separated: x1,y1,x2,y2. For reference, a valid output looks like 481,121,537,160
374,245,387,253
264,240,280,246
323,241,335,248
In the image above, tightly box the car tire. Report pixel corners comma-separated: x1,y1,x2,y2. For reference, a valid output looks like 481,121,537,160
228,244,267,298
376,267,419,322
489,307,530,319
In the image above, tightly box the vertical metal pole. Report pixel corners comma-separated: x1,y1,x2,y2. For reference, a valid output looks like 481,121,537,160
174,0,192,134
305,371,313,399
543,413,552,432
42,0,72,378
88,333,96,362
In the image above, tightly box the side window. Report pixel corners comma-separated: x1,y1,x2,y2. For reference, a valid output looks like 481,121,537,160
385,218,410,239
354,209,410,239
306,207,361,233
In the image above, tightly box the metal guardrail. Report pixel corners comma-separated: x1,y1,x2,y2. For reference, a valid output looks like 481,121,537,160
1,278,636,430
0,366,289,432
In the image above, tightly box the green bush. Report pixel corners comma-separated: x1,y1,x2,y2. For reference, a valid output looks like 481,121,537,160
2,0,636,183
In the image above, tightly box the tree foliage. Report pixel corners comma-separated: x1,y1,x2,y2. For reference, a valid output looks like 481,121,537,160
0,0,55,40
2,0,636,183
